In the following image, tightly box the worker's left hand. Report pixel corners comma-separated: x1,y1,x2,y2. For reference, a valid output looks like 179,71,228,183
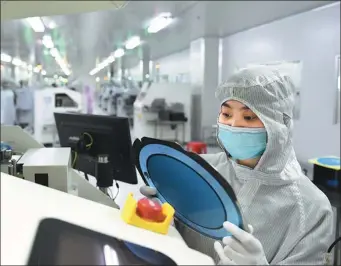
214,221,269,265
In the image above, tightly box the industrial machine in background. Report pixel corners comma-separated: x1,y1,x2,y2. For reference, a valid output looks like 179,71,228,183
15,84,34,132
0,79,17,127
98,81,124,115
0,125,118,208
133,83,199,144
309,156,341,265
117,78,140,124
1,78,35,132
97,78,139,124
33,87,83,146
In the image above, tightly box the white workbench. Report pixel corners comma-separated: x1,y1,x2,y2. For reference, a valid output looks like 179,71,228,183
0,173,214,265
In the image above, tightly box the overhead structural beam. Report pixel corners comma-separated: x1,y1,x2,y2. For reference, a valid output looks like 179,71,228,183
1,1,128,21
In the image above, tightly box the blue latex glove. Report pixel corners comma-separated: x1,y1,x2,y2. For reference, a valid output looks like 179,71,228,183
214,221,269,265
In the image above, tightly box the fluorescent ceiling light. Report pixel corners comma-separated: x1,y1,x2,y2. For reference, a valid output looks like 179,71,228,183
12,58,23,66
89,63,107,76
26,17,45,33
41,70,47,75
50,48,58,57
106,55,115,64
48,21,57,29
147,13,173,33
33,66,40,73
42,35,54,49
125,36,141,50
114,48,125,58
1,53,12,63
50,47,71,76
89,54,117,76
89,68,98,76
63,68,71,76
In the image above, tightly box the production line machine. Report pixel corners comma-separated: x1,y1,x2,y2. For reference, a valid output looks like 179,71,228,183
0,124,215,265
133,82,200,144
1,125,118,209
116,79,140,121
98,79,139,123
33,87,83,146
98,81,124,115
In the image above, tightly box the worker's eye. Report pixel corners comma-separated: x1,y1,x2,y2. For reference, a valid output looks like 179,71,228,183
244,115,257,121
222,113,232,118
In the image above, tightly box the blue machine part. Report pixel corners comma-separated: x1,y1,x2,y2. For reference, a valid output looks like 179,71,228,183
1,142,12,151
317,157,340,167
123,241,175,265
326,179,339,188
133,138,244,239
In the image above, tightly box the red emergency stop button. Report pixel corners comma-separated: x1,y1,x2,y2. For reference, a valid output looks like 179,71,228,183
136,197,166,223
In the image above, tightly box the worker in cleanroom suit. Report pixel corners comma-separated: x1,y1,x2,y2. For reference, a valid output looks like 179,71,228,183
141,67,333,265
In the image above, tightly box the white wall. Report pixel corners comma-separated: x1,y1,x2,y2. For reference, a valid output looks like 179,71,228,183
14,66,32,83
128,63,142,81
221,3,340,166
1,65,12,80
1,65,34,85
154,49,190,83
126,50,190,83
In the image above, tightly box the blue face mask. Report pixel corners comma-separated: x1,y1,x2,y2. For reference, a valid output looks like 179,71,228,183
217,123,267,160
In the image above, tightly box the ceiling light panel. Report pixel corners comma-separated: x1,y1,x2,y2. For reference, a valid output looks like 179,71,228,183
1,53,12,63
26,17,45,32
147,13,173,34
125,36,141,50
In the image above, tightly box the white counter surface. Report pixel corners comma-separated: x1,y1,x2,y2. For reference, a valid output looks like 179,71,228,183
1,173,214,265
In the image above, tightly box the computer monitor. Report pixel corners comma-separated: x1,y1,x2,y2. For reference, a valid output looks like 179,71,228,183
54,112,137,187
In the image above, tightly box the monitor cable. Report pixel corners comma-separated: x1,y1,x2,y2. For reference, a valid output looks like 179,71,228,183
72,151,89,181
82,132,93,149
72,132,93,179
112,180,120,201
72,150,78,168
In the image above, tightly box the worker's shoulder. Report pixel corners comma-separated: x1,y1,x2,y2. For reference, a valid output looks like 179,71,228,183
295,176,333,213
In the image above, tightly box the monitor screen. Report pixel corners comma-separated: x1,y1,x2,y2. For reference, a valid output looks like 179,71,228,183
54,112,137,185
28,218,177,265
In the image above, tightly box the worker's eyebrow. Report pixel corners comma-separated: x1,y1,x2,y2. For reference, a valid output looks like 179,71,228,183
221,103,249,110
222,103,231,108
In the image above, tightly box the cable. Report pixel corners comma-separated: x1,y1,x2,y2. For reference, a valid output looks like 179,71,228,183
327,236,341,253
112,180,120,201
82,132,93,149
72,150,78,167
